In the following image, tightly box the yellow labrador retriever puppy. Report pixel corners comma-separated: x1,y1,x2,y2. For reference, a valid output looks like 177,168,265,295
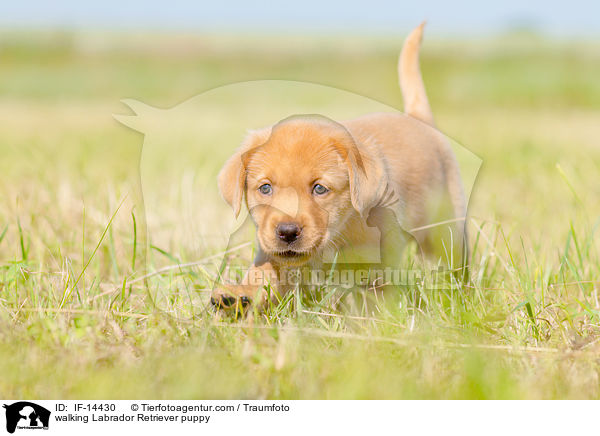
212,23,467,310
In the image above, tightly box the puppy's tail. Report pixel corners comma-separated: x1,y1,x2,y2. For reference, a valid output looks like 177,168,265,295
398,22,434,126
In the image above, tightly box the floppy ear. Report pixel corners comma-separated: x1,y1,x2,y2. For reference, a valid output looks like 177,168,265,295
332,132,388,217
348,150,388,217
218,128,271,217
217,152,245,218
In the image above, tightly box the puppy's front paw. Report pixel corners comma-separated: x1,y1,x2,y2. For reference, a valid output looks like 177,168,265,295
210,285,265,313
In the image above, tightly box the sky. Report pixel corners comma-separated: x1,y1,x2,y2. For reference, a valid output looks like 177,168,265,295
1,0,598,37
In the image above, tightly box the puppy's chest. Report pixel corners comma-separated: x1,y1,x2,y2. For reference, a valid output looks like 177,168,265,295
324,217,388,264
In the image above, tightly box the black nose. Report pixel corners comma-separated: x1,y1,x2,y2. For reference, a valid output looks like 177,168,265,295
276,222,302,243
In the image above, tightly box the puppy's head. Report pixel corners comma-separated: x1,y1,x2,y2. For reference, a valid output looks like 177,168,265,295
218,115,385,265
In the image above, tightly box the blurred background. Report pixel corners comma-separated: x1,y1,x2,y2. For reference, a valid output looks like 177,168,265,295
3,0,599,35
2,0,598,249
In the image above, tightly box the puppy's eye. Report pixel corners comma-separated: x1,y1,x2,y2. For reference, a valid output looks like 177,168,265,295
258,184,272,195
312,184,329,195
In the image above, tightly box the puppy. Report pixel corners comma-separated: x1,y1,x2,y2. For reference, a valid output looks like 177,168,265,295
211,23,467,310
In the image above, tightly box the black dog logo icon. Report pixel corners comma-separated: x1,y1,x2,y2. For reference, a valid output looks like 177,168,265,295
3,402,50,433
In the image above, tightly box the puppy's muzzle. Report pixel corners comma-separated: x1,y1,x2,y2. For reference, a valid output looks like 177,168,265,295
276,222,302,244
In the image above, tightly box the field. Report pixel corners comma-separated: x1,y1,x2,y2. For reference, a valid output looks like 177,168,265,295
1,30,599,399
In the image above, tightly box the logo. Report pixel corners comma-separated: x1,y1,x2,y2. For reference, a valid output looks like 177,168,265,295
3,402,50,433
114,80,481,315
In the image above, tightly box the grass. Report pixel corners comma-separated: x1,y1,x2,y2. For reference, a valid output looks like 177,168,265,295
1,30,600,399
